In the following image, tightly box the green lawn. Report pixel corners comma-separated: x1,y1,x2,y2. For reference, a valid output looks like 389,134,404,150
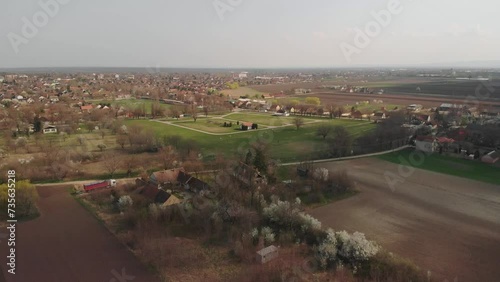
223,113,295,127
171,119,249,133
378,149,500,185
125,119,374,163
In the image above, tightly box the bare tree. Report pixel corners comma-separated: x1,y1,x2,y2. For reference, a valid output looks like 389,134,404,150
191,105,198,122
102,151,121,177
293,117,304,130
171,108,180,119
329,126,353,157
158,145,178,169
116,134,127,149
316,124,332,139
122,155,139,177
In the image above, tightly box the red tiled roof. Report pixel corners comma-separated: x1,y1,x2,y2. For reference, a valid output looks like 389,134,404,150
81,105,93,111
436,137,454,143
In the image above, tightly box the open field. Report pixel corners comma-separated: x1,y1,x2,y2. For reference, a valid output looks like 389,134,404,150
0,185,160,282
249,78,500,100
247,79,436,94
309,158,500,282
221,86,265,98
126,117,374,162
302,92,500,109
378,149,500,185
381,79,500,99
223,113,303,127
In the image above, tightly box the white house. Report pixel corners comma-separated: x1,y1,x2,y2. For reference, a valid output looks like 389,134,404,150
43,125,58,134
415,136,437,153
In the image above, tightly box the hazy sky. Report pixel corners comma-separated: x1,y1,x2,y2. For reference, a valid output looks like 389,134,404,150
1,0,500,68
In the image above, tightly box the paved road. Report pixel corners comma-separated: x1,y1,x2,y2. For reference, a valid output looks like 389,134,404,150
310,158,500,282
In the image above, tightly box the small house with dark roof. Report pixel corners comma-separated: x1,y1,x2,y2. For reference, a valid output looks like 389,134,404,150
177,171,210,192
139,183,181,206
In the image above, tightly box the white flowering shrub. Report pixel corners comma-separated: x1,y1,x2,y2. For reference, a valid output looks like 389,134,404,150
262,200,299,227
250,228,259,239
298,213,322,232
335,231,379,262
261,226,276,245
295,197,301,205
315,228,338,268
118,195,133,211
313,168,329,182
262,199,324,243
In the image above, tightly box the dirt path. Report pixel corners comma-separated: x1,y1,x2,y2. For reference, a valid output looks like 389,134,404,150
0,185,160,282
309,158,500,282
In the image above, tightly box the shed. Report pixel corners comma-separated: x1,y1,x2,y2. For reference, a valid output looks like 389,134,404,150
256,245,279,264
43,125,58,134
481,151,499,164
162,194,182,207
415,135,437,153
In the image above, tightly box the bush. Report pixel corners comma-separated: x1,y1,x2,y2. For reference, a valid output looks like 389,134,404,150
261,226,276,246
328,170,354,194
336,231,379,264
315,228,338,268
118,195,133,211
0,180,38,219
262,199,324,244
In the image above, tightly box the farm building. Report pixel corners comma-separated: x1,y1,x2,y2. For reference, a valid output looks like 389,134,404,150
415,136,437,153
415,136,454,153
42,125,58,134
372,112,386,121
407,104,423,112
481,151,499,164
177,171,211,192
256,245,279,264
241,122,258,131
351,110,363,119
139,183,181,207
150,168,185,185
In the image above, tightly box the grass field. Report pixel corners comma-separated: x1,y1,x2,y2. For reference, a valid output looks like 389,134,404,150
171,119,251,133
378,149,500,185
221,87,265,98
126,117,374,162
224,113,295,126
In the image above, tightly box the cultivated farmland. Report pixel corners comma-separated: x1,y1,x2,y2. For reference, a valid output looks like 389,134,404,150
310,158,500,282
0,185,160,282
